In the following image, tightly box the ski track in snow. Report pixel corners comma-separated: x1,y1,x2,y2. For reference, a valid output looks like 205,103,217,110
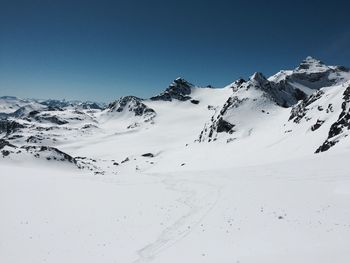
133,174,222,262
71,168,224,262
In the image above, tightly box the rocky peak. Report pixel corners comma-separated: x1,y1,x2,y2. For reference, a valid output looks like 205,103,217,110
172,76,192,87
150,77,194,101
295,56,329,73
250,72,268,84
234,78,246,86
227,78,246,91
108,96,139,111
300,56,324,66
107,96,156,119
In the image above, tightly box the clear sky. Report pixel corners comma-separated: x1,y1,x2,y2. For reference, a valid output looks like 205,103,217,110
1,0,350,102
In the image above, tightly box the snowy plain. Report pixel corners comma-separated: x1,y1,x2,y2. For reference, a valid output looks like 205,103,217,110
1,152,350,263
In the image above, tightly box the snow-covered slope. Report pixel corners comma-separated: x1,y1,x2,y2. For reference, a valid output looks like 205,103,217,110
288,82,350,153
104,96,156,123
1,57,349,172
198,58,350,156
1,57,350,263
1,57,349,177
0,96,35,114
269,56,350,98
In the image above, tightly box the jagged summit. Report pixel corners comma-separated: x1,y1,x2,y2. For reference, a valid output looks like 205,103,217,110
301,56,324,65
107,96,156,122
150,77,194,101
250,72,268,83
230,71,303,107
107,96,142,111
174,77,189,82
226,78,246,91
263,56,350,105
296,56,329,73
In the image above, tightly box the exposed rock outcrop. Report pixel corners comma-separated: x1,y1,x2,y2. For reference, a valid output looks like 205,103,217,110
107,96,156,121
150,78,193,101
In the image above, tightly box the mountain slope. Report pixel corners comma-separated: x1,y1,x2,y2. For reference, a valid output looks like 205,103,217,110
198,58,350,156
1,57,350,263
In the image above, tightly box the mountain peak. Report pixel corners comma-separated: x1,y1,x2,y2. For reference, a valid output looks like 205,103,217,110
250,72,267,83
174,76,186,81
107,96,156,120
304,56,322,63
297,56,326,71
150,77,194,101
171,77,193,87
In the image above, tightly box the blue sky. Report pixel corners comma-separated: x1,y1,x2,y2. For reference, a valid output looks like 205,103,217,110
1,0,350,102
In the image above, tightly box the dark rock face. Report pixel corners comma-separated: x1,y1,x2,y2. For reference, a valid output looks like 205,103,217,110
225,78,246,92
316,85,350,153
121,157,129,163
248,72,308,108
28,110,40,117
232,78,246,89
0,139,16,150
0,139,79,165
294,88,308,101
108,96,156,118
81,124,98,129
141,153,154,157
80,102,103,110
21,145,77,164
26,135,44,143
262,57,350,107
40,99,104,110
2,150,10,156
46,106,64,112
289,57,348,88
150,78,193,101
216,118,235,133
199,96,244,142
34,115,69,125
311,120,325,131
0,120,25,135
190,99,200,105
289,91,324,123
315,140,337,153
6,134,24,140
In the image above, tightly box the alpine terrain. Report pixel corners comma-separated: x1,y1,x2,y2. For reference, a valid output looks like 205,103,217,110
1,57,350,263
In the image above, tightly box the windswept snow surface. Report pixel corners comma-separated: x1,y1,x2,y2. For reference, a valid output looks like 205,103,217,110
1,152,350,263
1,58,350,262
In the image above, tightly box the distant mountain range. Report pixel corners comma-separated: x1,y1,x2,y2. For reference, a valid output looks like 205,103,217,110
1,56,350,172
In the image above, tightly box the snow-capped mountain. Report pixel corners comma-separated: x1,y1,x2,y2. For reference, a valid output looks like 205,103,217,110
0,97,105,117
40,99,105,110
107,96,156,120
150,77,194,101
198,58,350,155
1,57,350,162
269,56,350,92
1,57,350,263
289,82,350,153
0,96,36,115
